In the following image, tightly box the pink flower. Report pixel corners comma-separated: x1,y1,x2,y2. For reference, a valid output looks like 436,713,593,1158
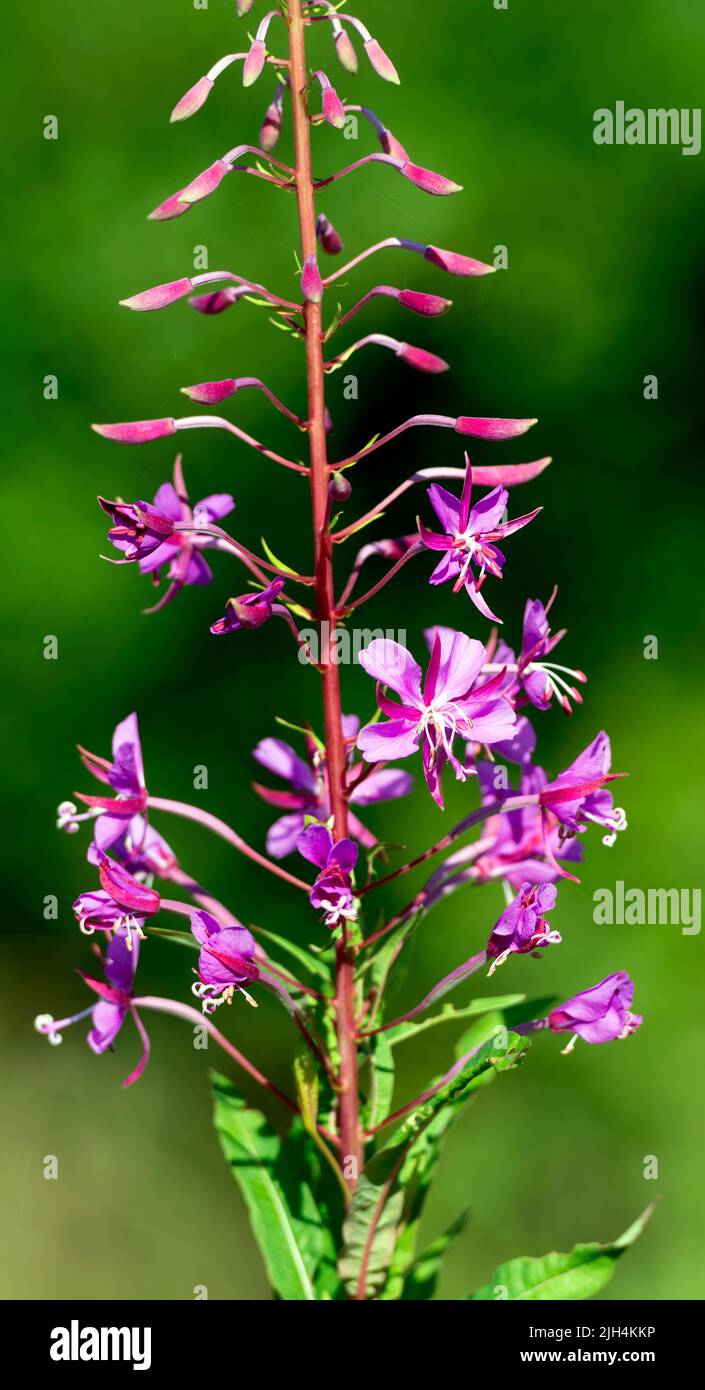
301,254,324,304
170,75,214,123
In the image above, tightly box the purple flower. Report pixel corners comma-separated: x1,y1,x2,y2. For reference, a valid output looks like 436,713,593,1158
98,497,177,561
210,577,285,635
539,732,628,845
466,761,584,890
495,592,587,713
190,911,260,1013
87,814,177,878
486,881,560,971
252,716,412,857
35,926,150,1087
297,823,359,928
357,628,516,808
70,712,149,855
73,850,161,950
102,457,235,613
548,972,642,1052
419,457,540,621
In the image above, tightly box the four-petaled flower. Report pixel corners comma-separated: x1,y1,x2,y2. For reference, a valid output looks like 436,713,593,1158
419,457,540,621
210,577,285,634
357,627,516,807
297,822,359,928
548,971,642,1053
539,731,628,847
34,926,151,1087
494,591,587,714
252,716,412,857
486,881,560,972
73,850,161,950
190,910,260,1014
102,456,235,613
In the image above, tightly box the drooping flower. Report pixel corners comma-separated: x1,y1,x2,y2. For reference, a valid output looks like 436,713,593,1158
357,628,516,808
297,823,359,928
494,591,587,713
190,911,260,1014
547,972,642,1052
101,457,235,612
419,456,541,620
486,881,560,972
73,851,161,950
34,927,150,1086
539,731,628,845
68,712,148,856
210,577,286,635
252,715,412,857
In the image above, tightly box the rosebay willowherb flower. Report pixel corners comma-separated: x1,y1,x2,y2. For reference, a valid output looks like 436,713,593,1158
40,0,649,1303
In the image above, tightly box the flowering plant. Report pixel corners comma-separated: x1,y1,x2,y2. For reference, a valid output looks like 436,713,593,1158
38,0,650,1301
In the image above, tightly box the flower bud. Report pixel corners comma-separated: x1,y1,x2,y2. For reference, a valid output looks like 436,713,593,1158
260,86,285,152
179,159,230,206
92,419,177,444
425,245,495,277
243,38,266,87
236,0,255,14
334,28,358,73
316,213,343,256
379,126,410,162
120,278,193,312
397,289,453,316
324,408,334,434
181,380,237,405
455,416,538,440
364,38,400,85
329,471,352,502
148,189,192,222
170,76,213,123
189,287,244,315
301,254,324,304
400,161,462,196
322,83,346,130
396,343,449,374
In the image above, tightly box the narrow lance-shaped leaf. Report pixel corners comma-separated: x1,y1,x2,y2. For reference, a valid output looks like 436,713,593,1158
469,1205,654,1301
212,1073,317,1301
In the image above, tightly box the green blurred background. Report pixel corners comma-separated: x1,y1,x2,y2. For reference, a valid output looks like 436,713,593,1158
3,0,704,1300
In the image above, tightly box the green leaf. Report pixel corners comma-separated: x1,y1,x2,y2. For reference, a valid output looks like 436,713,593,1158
260,535,300,578
293,1049,348,1200
401,1210,470,1300
384,994,527,1048
340,1031,529,1298
469,1205,654,1301
276,1119,342,1300
146,925,198,951
365,1032,395,1129
212,1072,318,1300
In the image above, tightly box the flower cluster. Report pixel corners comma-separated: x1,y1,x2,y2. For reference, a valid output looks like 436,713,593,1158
37,0,645,1303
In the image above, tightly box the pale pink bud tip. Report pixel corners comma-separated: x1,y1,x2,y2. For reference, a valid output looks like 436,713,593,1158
120,278,193,312
365,38,400,85
148,191,192,221
425,246,495,277
398,289,453,317
397,344,449,374
179,160,229,205
243,39,266,87
170,76,213,123
181,380,237,405
455,416,538,440
237,0,255,14
92,419,176,444
301,255,324,304
316,213,343,256
323,85,346,130
334,30,358,74
401,162,462,196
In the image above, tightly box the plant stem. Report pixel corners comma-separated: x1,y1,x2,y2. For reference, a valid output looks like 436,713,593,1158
288,0,362,1192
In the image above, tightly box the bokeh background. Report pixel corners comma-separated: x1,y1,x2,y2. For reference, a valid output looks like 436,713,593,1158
3,0,704,1300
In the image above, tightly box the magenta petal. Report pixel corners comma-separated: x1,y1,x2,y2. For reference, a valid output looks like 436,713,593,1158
397,343,449,373
358,638,423,704
301,254,324,304
266,812,307,859
397,289,452,317
148,189,192,221
179,159,229,205
92,419,176,445
189,287,243,315
357,718,419,763
455,416,538,440
171,76,214,123
349,766,413,805
323,85,346,129
297,822,334,870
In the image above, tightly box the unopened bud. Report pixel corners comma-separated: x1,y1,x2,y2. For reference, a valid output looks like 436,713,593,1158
329,471,351,502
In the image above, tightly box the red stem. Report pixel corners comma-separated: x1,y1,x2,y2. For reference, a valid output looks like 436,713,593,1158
288,0,362,1192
